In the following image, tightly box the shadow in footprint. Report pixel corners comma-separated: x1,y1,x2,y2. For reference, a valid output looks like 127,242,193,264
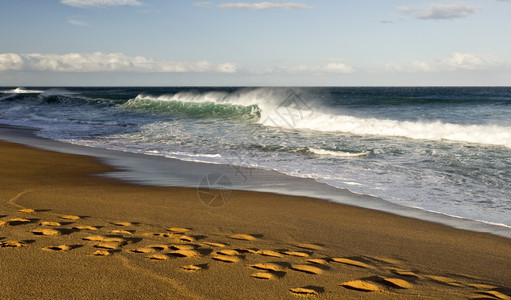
124,237,143,244
0,215,7,218
8,218,40,226
44,244,83,251
493,287,511,296
271,261,293,269
364,275,414,288
0,237,5,241
191,235,207,241
235,248,258,254
21,239,37,244
59,222,75,226
197,248,214,256
196,263,209,270
34,209,52,213
271,271,287,279
56,228,80,235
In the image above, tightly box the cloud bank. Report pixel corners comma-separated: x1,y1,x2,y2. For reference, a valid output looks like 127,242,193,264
385,52,507,72
398,3,480,20
0,52,239,73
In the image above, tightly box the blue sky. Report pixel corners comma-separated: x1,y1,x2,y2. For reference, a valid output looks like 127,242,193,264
1,0,510,86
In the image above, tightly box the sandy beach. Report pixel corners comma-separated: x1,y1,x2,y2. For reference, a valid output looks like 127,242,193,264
1,139,510,299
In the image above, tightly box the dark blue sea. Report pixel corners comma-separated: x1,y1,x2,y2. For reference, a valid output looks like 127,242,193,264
1,86,510,229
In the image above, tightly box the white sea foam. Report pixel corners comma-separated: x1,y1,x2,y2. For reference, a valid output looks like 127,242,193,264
1,87,44,94
309,148,370,157
261,111,511,148
135,88,511,148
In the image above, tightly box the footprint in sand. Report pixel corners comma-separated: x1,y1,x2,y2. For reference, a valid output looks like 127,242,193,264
94,242,122,250
378,277,413,289
364,255,403,266
478,290,511,300
60,215,80,220
147,254,170,261
111,221,132,227
31,228,60,236
0,240,25,248
467,284,498,289
212,253,240,263
289,287,322,297
181,264,206,272
307,258,329,265
295,243,324,250
130,247,156,254
217,249,240,256
228,234,257,241
179,235,195,243
0,220,6,227
202,242,228,248
290,264,324,275
148,244,170,251
39,221,61,227
73,225,99,231
282,251,310,258
251,272,277,280
425,275,463,287
235,248,257,254
111,230,133,235
170,249,201,258
340,280,381,292
18,208,35,214
256,250,284,258
82,235,106,241
331,257,374,269
91,249,112,256
391,268,421,279
6,218,31,226
150,232,182,239
42,245,74,252
168,227,190,233
249,263,285,272
170,244,197,250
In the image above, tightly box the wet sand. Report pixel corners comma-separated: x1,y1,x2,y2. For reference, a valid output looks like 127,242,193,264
1,140,510,299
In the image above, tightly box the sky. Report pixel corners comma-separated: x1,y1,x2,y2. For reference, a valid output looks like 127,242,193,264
0,0,510,86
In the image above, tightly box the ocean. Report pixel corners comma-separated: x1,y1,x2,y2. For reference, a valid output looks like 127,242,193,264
1,86,510,232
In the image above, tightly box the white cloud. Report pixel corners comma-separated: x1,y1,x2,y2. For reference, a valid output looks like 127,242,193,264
0,52,240,73
194,2,212,7
60,0,143,8
441,52,495,70
219,2,311,10
67,17,90,26
398,3,480,20
0,54,24,71
323,62,356,74
271,62,355,74
385,52,506,72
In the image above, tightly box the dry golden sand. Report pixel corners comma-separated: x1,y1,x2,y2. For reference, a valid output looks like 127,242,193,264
1,140,511,299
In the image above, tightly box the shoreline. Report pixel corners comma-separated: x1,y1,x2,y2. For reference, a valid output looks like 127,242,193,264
1,128,511,298
1,123,511,239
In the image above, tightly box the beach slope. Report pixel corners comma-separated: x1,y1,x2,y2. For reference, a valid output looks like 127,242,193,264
1,140,510,299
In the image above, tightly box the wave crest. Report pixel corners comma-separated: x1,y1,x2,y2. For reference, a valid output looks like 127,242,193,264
128,88,511,148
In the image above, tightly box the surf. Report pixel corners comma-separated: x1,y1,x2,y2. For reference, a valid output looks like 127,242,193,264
127,88,511,148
